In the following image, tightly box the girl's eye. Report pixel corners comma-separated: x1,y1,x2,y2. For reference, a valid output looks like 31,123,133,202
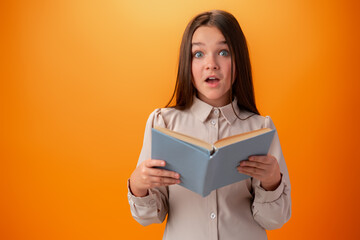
219,50,229,56
194,52,204,58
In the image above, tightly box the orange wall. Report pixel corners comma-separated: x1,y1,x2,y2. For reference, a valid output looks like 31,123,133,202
1,0,359,239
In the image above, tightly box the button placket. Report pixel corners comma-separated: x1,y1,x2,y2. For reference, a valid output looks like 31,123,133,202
208,109,219,240
210,108,219,127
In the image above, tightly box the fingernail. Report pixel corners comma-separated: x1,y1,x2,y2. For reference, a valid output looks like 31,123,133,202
161,161,165,166
175,173,180,178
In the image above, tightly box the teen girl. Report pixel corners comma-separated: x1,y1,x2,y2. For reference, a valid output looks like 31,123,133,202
128,10,291,240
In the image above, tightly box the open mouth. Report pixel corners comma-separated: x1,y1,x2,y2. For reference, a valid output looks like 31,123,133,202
205,77,220,83
205,76,220,87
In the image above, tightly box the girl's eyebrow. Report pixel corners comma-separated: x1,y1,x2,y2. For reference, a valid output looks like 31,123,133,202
191,40,227,46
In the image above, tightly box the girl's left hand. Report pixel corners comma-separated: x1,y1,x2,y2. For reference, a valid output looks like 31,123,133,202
237,155,281,191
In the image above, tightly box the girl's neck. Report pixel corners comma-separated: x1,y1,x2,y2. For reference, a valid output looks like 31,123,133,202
196,92,231,107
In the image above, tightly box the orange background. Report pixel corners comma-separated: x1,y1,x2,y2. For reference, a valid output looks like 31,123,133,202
1,0,360,239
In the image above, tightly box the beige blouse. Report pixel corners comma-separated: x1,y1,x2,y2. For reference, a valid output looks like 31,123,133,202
128,97,291,240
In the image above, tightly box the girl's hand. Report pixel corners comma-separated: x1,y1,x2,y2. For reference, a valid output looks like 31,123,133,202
237,155,281,191
129,159,181,197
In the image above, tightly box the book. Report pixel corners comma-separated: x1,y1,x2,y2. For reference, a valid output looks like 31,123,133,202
151,126,276,197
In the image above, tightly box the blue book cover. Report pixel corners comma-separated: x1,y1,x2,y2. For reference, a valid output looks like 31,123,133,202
151,127,276,197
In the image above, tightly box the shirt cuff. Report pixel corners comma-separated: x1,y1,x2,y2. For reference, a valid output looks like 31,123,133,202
253,174,286,203
127,179,157,207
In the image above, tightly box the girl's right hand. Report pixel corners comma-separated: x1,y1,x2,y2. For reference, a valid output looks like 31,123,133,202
129,159,181,197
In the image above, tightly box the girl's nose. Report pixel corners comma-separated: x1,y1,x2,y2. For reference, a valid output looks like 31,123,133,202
205,55,219,70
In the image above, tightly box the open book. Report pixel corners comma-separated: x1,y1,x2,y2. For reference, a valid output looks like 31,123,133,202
151,126,276,197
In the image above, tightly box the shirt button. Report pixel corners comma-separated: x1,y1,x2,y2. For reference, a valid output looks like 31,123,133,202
210,120,216,125
214,109,219,115
210,212,216,219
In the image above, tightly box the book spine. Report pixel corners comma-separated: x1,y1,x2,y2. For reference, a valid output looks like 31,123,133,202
202,155,217,197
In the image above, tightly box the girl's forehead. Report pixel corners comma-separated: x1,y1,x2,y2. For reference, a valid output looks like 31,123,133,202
191,26,226,43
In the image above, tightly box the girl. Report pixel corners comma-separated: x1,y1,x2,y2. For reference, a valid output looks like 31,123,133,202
128,10,291,240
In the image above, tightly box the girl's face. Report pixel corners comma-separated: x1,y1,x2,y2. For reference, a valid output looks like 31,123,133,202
191,26,233,107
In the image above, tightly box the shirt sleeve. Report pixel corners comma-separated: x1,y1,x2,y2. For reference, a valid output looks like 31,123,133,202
251,116,292,230
127,109,169,226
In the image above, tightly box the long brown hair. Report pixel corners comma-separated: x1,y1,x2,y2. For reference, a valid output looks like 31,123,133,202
166,10,260,116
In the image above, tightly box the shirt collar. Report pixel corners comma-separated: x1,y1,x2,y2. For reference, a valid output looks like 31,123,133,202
190,96,243,124
219,99,241,124
190,96,214,122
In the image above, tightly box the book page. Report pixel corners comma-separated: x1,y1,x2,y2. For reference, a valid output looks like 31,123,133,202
154,126,213,151
214,128,272,148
